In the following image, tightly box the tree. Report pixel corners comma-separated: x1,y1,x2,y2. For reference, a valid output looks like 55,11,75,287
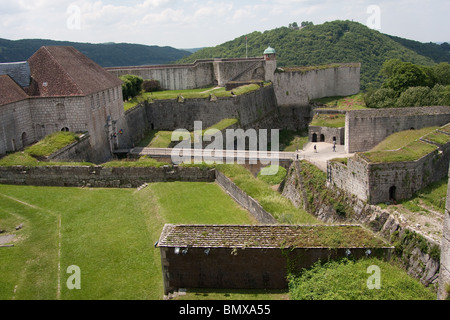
380,59,430,93
364,87,397,108
120,75,143,101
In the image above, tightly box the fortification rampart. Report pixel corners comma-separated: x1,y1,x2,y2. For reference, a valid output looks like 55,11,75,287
0,165,215,188
106,58,265,91
328,140,450,204
345,106,450,153
138,84,279,133
273,64,361,108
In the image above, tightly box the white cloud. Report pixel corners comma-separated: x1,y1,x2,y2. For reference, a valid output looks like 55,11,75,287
0,0,448,47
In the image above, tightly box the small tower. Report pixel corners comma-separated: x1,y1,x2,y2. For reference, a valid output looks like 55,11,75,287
263,46,277,82
263,46,277,61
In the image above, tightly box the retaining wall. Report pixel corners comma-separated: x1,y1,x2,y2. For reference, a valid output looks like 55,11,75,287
345,106,450,153
0,165,215,188
215,170,277,224
145,84,279,131
328,140,450,204
273,65,361,108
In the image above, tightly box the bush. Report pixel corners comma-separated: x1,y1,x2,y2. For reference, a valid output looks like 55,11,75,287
120,75,144,101
365,87,397,108
289,258,436,300
396,86,431,107
143,80,161,93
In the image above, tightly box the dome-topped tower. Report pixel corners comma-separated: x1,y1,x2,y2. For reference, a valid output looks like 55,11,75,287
264,46,276,61
263,46,277,82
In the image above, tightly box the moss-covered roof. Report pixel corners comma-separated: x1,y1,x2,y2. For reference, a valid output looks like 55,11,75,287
158,224,391,249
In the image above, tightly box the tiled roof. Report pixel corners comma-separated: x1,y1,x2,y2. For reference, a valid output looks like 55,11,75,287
27,46,123,97
0,75,29,106
157,224,390,249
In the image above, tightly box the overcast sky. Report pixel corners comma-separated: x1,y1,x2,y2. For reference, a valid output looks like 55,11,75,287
0,0,448,49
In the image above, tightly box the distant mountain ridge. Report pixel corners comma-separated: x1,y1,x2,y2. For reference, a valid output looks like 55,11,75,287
176,20,450,89
0,38,192,67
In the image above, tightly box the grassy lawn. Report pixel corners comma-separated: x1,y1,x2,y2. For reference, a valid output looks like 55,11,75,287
0,132,93,167
362,126,450,163
0,182,258,300
363,140,437,163
312,93,367,111
310,114,346,128
370,127,439,152
137,119,238,149
279,130,309,152
124,84,264,111
216,164,319,224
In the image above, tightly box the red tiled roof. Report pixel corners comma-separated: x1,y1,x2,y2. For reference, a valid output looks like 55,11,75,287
0,75,29,106
27,46,123,97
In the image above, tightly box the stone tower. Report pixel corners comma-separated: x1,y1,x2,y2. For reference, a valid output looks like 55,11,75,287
263,46,277,83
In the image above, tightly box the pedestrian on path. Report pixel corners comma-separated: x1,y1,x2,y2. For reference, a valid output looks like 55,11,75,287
314,145,317,153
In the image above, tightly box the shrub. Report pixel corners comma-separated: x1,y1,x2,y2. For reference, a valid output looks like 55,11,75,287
364,88,397,108
120,75,143,101
143,80,161,93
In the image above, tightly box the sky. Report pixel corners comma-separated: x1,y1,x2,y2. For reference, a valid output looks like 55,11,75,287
0,0,449,49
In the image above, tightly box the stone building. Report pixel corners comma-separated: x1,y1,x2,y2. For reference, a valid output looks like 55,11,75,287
0,46,124,162
157,224,393,295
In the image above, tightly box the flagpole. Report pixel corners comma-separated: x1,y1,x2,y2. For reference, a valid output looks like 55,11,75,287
246,36,248,59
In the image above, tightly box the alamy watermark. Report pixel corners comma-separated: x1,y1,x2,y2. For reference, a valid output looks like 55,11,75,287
367,5,382,31
67,4,82,30
367,265,381,290
66,265,81,290
171,121,280,175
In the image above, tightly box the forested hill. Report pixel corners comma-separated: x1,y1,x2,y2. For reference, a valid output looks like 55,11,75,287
177,20,448,90
0,38,192,67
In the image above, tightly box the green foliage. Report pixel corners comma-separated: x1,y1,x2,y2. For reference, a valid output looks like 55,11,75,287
120,75,144,101
364,87,397,108
289,258,436,300
177,20,438,90
216,164,318,224
310,114,346,128
381,60,430,92
0,38,192,67
366,59,450,108
257,166,287,185
25,132,79,158
143,79,161,93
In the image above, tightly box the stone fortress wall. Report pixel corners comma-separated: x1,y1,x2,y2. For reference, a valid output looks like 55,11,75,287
106,57,266,91
345,106,450,153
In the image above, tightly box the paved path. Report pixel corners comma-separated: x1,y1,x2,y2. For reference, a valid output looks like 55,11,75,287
129,142,354,172
298,142,355,171
130,147,296,161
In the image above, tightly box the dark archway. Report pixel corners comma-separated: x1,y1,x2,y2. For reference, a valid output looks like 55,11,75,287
61,127,70,132
320,134,325,142
389,186,397,201
312,133,318,143
21,132,27,148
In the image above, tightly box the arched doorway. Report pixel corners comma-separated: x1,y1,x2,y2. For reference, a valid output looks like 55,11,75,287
61,127,69,132
312,133,318,143
320,134,325,142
